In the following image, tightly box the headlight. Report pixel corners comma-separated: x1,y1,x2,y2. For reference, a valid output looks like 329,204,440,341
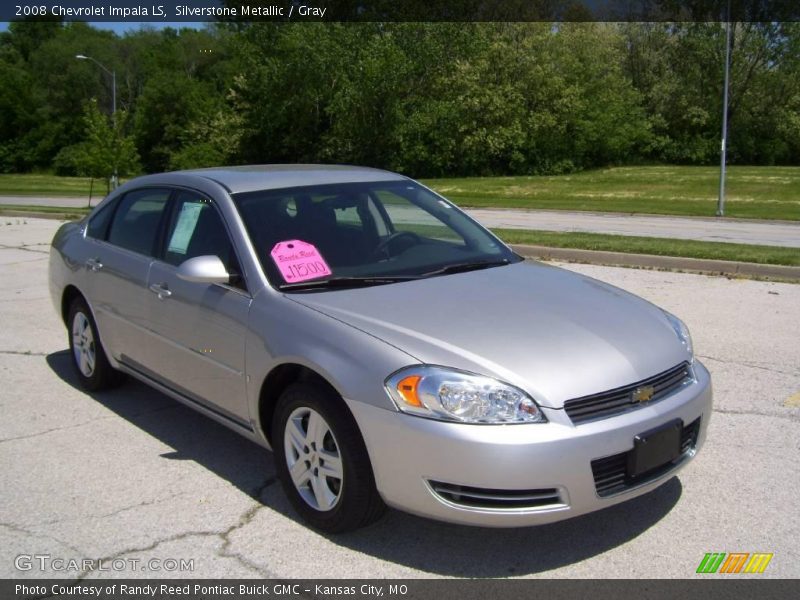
385,366,546,424
663,311,693,357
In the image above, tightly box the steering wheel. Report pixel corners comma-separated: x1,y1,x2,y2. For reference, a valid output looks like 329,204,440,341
372,231,421,259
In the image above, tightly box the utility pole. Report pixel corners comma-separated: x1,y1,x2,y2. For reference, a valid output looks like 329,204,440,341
717,1,732,217
76,54,118,190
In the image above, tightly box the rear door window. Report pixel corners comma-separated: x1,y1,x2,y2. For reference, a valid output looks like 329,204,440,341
86,199,118,240
106,189,171,256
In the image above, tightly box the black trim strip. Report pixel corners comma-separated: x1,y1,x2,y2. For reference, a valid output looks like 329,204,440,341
120,355,253,432
565,362,692,424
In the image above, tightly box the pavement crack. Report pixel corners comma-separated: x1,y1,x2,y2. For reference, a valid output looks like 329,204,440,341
698,354,799,377
93,492,193,521
0,421,109,445
0,350,50,356
9,257,48,264
712,407,800,422
0,242,49,254
70,479,279,581
19,246,49,254
74,530,226,582
0,521,85,558
215,477,279,578
32,489,197,528
0,405,178,445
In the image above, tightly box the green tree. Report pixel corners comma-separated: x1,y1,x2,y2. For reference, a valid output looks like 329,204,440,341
168,100,244,169
2,20,799,177
0,48,40,171
55,100,139,187
619,22,800,165
131,27,234,171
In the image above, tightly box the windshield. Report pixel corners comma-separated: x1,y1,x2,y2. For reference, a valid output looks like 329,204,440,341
232,180,520,290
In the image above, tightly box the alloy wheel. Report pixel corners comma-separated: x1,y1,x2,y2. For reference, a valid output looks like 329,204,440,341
283,406,344,511
71,311,96,378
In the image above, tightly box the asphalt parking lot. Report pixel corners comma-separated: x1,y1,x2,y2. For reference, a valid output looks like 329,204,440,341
1,217,798,579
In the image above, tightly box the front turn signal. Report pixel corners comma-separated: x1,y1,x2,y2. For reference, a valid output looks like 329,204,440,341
396,375,422,407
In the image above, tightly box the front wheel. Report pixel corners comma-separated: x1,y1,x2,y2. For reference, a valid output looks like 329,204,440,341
67,297,123,391
272,382,385,532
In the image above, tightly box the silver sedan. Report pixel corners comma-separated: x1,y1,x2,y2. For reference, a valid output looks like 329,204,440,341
49,165,712,532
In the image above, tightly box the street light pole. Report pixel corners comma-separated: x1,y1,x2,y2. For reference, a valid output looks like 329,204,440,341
717,2,732,217
76,54,118,189
111,69,116,120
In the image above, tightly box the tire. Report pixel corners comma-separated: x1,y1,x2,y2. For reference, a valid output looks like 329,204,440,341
67,297,124,392
272,382,386,533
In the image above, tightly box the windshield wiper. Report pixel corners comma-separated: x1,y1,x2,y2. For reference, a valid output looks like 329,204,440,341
421,259,511,278
279,275,419,291
279,260,512,290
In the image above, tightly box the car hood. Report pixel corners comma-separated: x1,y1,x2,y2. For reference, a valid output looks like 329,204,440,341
288,261,690,408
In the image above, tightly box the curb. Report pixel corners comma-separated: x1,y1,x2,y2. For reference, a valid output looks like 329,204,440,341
2,210,797,282
511,244,800,282
0,210,84,220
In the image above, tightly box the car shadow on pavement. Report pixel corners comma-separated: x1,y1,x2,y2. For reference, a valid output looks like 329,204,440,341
47,349,682,577
333,478,682,576
46,350,277,500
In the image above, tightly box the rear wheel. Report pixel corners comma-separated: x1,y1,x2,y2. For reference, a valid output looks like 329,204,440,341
67,297,123,391
272,382,385,532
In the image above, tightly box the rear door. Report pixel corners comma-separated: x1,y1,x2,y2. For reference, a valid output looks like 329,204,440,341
144,190,251,427
82,188,172,366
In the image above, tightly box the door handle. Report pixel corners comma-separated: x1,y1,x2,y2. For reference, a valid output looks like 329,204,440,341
149,283,172,299
85,258,103,272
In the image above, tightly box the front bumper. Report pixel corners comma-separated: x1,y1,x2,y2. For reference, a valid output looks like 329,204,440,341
346,361,712,527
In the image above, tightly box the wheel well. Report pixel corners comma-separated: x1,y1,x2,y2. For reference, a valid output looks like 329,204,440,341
61,285,84,325
258,363,342,445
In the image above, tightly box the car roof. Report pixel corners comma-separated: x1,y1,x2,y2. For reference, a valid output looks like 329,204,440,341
170,164,408,194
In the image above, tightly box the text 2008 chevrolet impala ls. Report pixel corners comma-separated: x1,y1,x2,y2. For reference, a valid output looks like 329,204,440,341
49,165,711,532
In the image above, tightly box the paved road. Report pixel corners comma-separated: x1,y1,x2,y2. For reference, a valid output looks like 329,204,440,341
2,195,799,248
468,208,800,248
1,218,799,579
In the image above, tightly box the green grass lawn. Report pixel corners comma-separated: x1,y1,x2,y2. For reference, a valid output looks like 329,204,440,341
495,228,800,267
1,201,795,267
423,165,800,221
1,166,798,220
0,174,115,197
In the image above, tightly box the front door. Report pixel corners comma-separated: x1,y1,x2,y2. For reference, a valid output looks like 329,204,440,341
144,190,251,428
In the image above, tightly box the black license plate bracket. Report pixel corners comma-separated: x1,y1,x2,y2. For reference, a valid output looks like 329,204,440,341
627,419,683,478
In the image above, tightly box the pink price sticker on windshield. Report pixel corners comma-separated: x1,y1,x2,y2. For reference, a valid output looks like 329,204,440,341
271,240,332,283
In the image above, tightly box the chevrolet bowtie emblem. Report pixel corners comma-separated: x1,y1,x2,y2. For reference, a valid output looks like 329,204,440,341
632,385,656,403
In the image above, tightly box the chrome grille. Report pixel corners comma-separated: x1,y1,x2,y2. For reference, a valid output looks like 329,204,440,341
428,481,562,510
591,417,701,497
564,362,693,425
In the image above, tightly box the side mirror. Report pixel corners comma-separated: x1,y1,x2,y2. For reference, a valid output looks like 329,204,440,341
176,255,230,284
